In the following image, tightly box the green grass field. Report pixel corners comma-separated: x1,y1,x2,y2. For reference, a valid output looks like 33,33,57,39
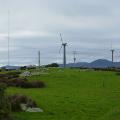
7,68,120,120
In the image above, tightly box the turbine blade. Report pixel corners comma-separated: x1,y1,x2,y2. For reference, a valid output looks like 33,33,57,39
59,45,62,54
60,33,63,44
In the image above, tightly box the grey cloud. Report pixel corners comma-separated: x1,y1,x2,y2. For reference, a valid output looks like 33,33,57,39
0,0,120,65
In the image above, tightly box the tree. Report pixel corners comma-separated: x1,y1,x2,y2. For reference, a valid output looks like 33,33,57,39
45,63,59,68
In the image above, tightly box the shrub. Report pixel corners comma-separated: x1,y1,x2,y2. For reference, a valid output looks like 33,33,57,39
31,81,45,88
0,83,12,120
0,72,21,80
6,72,21,79
20,66,27,70
0,72,45,89
23,81,45,88
116,72,120,75
45,63,59,67
7,79,45,88
9,78,28,87
8,95,37,112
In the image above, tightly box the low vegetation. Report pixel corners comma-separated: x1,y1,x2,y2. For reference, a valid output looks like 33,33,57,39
4,68,120,120
0,83,12,120
0,68,119,120
8,94,37,112
0,71,44,119
0,72,45,88
45,63,59,67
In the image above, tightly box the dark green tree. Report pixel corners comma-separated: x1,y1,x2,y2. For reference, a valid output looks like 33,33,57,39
45,63,59,68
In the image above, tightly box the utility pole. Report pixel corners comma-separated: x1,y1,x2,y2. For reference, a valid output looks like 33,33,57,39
111,49,114,63
73,51,77,64
8,10,10,66
38,51,40,69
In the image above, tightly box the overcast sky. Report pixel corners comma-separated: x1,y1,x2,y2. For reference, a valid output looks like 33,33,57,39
0,0,120,66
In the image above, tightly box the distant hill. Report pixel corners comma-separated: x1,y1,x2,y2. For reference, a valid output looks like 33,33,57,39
59,59,120,68
1,65,20,70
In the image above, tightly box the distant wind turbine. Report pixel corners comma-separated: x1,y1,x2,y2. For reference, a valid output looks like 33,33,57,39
59,33,67,68
110,40,115,63
111,49,114,63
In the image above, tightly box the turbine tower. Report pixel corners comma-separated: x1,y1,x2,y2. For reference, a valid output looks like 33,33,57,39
111,49,114,63
110,40,115,63
38,51,41,69
59,33,67,68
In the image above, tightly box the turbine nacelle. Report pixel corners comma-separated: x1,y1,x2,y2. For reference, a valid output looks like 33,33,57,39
111,49,114,52
62,43,67,46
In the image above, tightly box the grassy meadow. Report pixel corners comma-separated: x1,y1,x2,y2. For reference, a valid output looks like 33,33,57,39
7,68,120,120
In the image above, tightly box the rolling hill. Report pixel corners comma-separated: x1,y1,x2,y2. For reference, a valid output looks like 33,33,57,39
60,59,120,68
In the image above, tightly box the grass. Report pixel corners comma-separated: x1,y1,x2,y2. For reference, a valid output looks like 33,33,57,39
6,68,120,120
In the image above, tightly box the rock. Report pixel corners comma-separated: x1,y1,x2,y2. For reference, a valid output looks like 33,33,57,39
20,104,43,112
26,107,44,112
21,71,31,77
20,104,27,111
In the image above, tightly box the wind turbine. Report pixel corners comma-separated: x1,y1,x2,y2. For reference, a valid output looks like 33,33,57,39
59,33,67,68
111,49,114,63
110,40,115,63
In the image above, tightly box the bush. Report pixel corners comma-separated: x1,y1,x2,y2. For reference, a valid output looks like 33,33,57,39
0,83,12,120
8,95,37,112
20,66,27,70
0,72,45,88
0,72,21,80
9,78,28,87
6,72,21,79
23,81,45,88
45,63,59,68
7,79,45,88
93,68,120,72
116,72,120,75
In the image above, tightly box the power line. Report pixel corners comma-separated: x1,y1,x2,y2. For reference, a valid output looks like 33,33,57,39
73,51,77,64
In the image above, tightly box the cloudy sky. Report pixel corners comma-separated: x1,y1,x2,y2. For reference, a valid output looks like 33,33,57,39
0,0,120,66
